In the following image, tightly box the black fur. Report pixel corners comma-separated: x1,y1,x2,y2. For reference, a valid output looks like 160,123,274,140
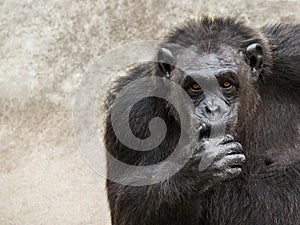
104,17,300,225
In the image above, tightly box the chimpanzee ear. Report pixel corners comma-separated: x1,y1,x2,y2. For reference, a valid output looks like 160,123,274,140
245,43,264,82
157,47,175,76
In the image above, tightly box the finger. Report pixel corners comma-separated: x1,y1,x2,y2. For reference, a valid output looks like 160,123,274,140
215,154,246,169
213,167,242,181
219,134,234,144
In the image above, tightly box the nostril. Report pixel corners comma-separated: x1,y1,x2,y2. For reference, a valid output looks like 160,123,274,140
205,104,220,113
264,157,274,166
205,105,211,113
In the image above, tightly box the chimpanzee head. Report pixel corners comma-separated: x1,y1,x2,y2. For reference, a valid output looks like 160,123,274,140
156,17,270,138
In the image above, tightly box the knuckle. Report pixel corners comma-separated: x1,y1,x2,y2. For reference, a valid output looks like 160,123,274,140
236,142,243,149
228,168,242,175
230,142,243,152
225,134,234,140
239,154,246,162
232,154,246,163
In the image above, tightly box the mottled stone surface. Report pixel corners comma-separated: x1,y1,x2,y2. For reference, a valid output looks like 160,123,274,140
0,0,299,224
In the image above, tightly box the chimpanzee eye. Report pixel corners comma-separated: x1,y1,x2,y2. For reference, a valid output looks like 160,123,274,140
222,81,232,88
191,83,201,91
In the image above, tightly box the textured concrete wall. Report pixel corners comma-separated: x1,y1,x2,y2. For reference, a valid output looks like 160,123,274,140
1,0,300,224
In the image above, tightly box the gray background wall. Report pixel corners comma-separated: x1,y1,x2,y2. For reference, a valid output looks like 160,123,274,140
1,0,300,224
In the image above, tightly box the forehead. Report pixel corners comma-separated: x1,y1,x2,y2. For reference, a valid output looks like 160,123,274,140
176,45,242,77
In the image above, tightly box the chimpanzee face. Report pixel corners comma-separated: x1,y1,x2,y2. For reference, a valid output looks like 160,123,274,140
158,43,264,137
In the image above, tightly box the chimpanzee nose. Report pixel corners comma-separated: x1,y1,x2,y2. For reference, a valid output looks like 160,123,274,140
195,94,230,122
196,95,227,121
204,99,221,115
205,103,220,114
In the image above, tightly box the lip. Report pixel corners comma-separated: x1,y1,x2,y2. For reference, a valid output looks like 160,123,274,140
198,122,211,139
195,112,232,139
195,112,231,124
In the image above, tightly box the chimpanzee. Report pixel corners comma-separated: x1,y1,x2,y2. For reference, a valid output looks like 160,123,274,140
104,17,300,225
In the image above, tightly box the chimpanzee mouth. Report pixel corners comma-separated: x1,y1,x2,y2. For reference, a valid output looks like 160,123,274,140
196,112,233,140
198,122,211,139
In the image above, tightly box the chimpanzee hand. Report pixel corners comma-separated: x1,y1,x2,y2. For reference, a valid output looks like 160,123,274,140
187,134,245,191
